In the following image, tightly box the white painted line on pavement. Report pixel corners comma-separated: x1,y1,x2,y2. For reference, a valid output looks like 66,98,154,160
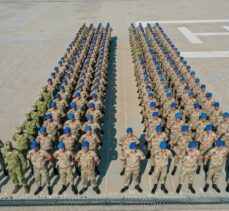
178,27,202,44
136,19,229,26
223,26,229,31
181,51,229,58
195,32,229,36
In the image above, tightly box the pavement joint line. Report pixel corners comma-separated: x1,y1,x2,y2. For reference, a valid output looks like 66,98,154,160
195,32,229,36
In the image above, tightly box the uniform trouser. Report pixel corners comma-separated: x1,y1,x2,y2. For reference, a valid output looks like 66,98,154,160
150,152,156,166
34,167,50,187
198,146,211,165
206,165,223,184
179,167,196,184
124,167,140,186
81,168,96,188
59,167,74,186
152,165,167,185
9,166,26,186
121,150,126,168
0,152,6,170
174,154,180,166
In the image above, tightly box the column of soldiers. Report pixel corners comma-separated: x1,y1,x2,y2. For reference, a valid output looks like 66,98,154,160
0,23,112,196
123,23,229,194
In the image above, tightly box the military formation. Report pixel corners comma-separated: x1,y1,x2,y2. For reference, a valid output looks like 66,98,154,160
0,22,228,196
124,23,229,194
0,23,112,195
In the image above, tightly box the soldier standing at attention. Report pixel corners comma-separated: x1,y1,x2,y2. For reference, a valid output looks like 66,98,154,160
203,140,228,193
27,141,52,195
75,141,100,195
3,141,29,194
120,142,145,193
151,141,172,194
176,141,201,194
53,142,77,195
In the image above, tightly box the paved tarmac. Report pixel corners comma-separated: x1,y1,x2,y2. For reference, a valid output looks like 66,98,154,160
0,0,229,209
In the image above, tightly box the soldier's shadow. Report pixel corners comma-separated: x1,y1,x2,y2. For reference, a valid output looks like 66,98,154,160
139,133,148,183
97,36,118,186
0,173,10,190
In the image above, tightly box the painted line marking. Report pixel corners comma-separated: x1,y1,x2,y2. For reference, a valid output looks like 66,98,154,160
136,19,229,26
178,27,202,44
181,51,229,58
195,32,229,36
223,26,229,31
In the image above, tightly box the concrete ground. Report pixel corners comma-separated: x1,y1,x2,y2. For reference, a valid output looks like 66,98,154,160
0,0,229,209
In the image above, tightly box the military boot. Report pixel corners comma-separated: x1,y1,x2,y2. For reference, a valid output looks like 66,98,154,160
47,186,52,195
203,183,209,192
176,184,182,193
24,185,30,193
188,184,196,194
196,165,201,174
79,187,87,195
34,186,42,195
93,186,101,194
148,166,154,175
12,185,21,194
71,185,78,194
120,168,125,176
212,184,221,193
135,185,143,193
226,183,229,192
171,166,177,175
58,185,67,195
151,184,157,194
120,186,129,193
161,184,168,194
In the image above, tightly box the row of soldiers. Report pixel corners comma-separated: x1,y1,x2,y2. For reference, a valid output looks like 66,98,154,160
0,23,112,195
119,23,229,194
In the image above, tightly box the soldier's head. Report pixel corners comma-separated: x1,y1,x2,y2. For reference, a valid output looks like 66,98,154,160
190,70,196,78
188,91,193,98
175,112,182,121
46,113,53,122
85,126,92,134
74,92,81,99
4,141,13,151
70,102,77,110
194,102,200,111
39,127,46,136
223,112,229,120
82,141,89,152
155,125,162,134
188,141,197,151
200,84,206,91
51,72,56,78
152,111,158,119
58,142,65,152
215,140,225,150
126,127,133,137
204,124,212,134
160,141,167,152
195,78,200,85
89,103,95,110
148,92,154,99
62,78,67,85
170,102,176,110
31,141,39,152
47,78,52,85
200,113,207,121
206,92,212,100
68,113,75,121
213,102,220,110
149,101,156,110
166,92,172,99
51,102,57,109
87,115,94,123
55,93,61,101
54,66,59,72
64,127,71,136
91,93,97,101
181,125,188,134
129,142,137,152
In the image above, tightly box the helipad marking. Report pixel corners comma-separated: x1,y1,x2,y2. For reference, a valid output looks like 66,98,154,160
178,27,202,44
181,51,229,58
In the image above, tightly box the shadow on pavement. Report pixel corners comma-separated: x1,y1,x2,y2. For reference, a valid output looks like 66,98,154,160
97,36,118,186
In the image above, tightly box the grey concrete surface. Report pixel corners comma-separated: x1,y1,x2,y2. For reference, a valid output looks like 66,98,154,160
0,0,229,209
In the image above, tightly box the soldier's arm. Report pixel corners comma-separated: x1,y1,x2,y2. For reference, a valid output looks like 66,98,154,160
17,151,27,170
44,151,52,161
